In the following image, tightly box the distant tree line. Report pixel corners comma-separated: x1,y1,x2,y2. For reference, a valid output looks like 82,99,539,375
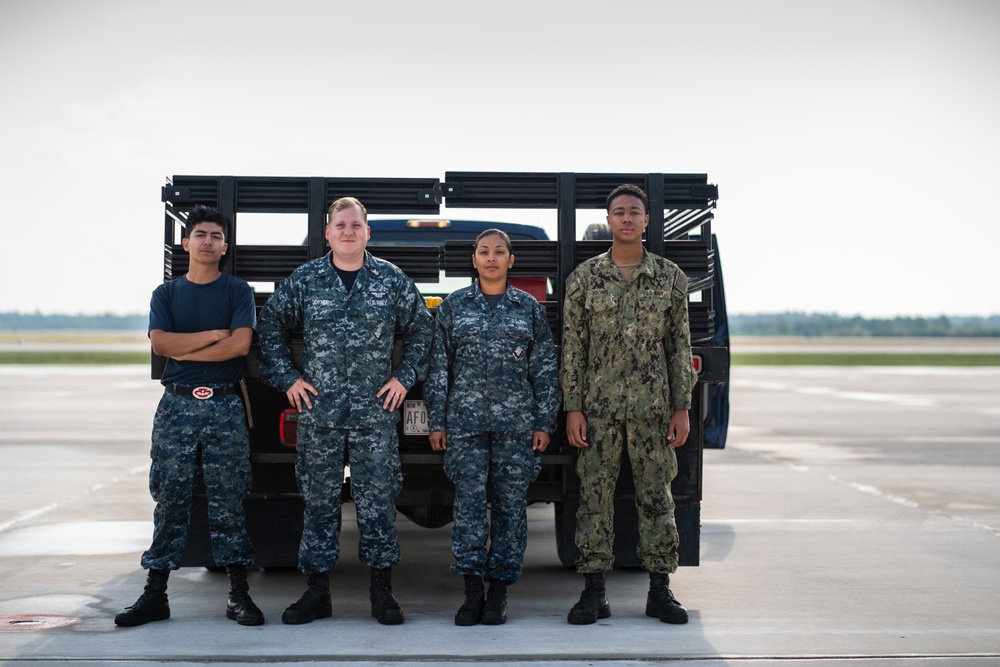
0,311,146,330
3,310,1000,337
730,312,1000,337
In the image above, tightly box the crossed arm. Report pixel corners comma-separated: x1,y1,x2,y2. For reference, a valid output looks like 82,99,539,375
150,327,253,362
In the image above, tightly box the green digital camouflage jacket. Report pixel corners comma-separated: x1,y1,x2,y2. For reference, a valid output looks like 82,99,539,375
560,249,696,420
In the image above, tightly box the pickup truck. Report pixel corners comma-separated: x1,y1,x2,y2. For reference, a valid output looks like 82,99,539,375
156,171,729,569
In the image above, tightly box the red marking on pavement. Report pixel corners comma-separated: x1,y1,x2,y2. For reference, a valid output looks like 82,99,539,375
0,615,82,632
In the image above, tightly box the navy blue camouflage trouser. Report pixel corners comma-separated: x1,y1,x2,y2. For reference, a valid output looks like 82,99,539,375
296,424,403,573
443,430,541,584
141,391,254,570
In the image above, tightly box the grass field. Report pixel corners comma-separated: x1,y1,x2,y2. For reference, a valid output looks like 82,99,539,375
0,351,150,364
0,331,149,364
1,332,998,366
0,331,148,345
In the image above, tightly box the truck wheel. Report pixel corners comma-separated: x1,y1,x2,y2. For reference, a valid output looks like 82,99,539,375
553,501,580,567
396,504,454,529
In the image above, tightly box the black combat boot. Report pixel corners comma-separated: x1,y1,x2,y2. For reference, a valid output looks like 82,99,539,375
369,567,404,625
567,572,611,625
115,569,171,627
454,574,485,626
225,565,265,626
646,572,688,624
281,572,332,624
480,580,508,626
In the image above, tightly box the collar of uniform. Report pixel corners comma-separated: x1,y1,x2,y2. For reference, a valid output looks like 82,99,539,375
318,250,377,276
465,281,521,304
635,249,656,278
596,248,655,279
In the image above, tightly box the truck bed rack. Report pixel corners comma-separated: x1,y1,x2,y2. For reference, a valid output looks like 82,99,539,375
160,171,727,570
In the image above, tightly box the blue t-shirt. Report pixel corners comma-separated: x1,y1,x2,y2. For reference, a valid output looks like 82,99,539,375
149,273,256,386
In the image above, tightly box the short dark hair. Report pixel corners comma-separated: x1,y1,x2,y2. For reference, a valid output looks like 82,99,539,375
473,228,512,252
606,184,648,214
185,205,231,240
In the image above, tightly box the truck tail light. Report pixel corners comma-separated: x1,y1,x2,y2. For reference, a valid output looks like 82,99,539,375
406,220,452,228
692,354,703,375
279,409,298,447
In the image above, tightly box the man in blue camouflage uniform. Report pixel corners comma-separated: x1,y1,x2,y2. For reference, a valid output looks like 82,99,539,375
425,229,560,626
116,206,263,628
561,184,698,626
257,197,432,626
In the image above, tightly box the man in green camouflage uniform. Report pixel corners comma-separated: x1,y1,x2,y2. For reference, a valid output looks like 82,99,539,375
561,184,697,626
116,206,263,628
257,197,432,626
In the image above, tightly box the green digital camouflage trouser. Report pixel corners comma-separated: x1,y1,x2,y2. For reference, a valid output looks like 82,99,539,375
574,417,679,574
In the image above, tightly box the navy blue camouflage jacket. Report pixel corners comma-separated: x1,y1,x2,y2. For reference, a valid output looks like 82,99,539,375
425,283,560,434
257,251,433,429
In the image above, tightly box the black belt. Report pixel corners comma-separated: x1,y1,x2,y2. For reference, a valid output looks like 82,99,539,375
165,383,240,399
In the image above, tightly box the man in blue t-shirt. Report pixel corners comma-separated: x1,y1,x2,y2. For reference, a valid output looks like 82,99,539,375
115,206,263,627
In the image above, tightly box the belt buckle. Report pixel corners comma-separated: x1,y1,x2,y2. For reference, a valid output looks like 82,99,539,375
192,386,214,400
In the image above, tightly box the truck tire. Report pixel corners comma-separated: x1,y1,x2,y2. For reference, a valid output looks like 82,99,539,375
553,500,579,567
554,452,702,569
554,496,644,569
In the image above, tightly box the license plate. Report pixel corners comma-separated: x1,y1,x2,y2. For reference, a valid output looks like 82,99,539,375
403,400,429,436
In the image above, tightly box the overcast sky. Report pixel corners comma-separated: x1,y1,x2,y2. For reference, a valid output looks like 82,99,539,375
1,0,997,318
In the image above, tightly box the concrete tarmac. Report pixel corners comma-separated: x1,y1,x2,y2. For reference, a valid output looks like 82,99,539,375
0,364,998,666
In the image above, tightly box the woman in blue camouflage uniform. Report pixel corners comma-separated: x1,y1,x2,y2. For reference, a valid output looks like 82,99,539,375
425,229,560,626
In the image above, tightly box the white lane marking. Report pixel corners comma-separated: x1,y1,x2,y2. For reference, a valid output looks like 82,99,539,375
837,390,934,407
830,472,999,537
734,379,936,408
846,482,921,508
0,504,62,533
861,367,1000,377
730,435,999,444
797,386,834,395
731,444,1000,538
0,466,149,534
704,519,878,524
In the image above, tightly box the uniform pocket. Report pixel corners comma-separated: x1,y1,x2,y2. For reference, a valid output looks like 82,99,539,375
639,289,672,315
454,315,487,341
502,319,533,362
585,289,618,313
304,299,342,324
503,332,532,367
